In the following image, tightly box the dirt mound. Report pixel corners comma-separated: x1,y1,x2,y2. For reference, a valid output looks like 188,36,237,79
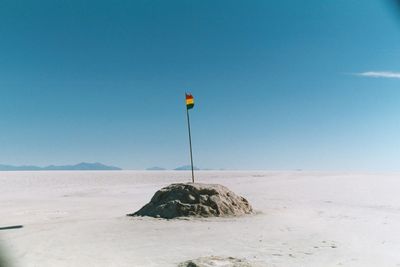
128,183,253,219
178,256,254,267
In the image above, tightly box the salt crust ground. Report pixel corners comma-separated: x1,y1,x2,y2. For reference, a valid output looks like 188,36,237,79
1,171,400,266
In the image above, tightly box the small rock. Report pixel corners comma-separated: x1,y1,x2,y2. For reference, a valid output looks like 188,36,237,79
178,256,254,267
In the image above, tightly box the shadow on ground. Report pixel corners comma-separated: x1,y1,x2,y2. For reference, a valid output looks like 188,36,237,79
0,225,23,231
0,226,22,267
0,243,13,267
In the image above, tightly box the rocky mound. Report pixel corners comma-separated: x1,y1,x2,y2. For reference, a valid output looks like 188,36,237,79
178,256,254,267
128,183,253,219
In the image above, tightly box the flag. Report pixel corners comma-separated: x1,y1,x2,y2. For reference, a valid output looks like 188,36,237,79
186,93,194,109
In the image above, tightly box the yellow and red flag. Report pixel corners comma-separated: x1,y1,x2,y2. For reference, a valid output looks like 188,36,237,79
186,93,194,109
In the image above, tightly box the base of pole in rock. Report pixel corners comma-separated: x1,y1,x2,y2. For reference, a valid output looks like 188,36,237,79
128,183,253,219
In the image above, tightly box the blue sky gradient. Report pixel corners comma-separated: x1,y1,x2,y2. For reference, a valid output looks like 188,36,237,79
1,0,400,170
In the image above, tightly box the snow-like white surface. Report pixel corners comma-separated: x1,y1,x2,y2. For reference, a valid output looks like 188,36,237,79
1,171,400,267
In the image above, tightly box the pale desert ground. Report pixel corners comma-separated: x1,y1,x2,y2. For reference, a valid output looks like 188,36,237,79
0,171,400,267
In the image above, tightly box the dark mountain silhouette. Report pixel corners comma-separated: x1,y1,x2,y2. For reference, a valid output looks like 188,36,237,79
174,165,200,171
146,166,166,171
0,162,121,171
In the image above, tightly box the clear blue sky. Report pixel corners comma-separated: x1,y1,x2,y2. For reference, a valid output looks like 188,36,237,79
1,0,400,170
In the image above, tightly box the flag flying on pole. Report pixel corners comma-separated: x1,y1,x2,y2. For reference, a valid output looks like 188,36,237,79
186,93,194,109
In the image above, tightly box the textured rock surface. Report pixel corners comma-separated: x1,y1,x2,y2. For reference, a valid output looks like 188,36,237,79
128,183,253,219
178,256,254,267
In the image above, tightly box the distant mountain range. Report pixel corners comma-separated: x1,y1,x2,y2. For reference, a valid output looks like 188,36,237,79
174,165,200,171
146,165,201,171
0,162,121,171
146,166,167,171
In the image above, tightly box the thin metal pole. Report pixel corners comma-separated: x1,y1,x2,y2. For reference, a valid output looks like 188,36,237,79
186,107,195,183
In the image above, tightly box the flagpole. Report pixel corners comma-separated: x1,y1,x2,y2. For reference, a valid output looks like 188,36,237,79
186,105,195,183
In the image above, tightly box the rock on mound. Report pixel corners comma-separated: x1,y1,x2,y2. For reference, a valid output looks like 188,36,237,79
128,183,253,219
178,256,254,267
